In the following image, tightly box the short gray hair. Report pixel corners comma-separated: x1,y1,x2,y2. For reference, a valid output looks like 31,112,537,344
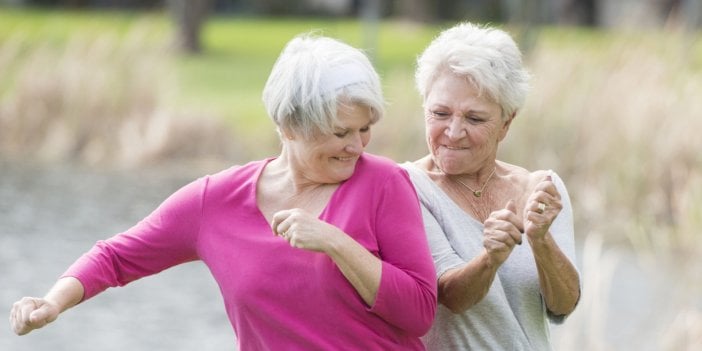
415,23,530,120
262,34,384,139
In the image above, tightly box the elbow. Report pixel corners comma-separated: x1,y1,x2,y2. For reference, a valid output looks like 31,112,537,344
551,292,581,317
547,287,581,318
438,281,486,314
408,311,436,337
440,297,472,314
410,291,438,337
548,304,576,318
402,287,438,337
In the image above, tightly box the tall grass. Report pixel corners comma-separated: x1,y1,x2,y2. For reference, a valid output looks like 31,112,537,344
502,29,702,257
0,11,234,167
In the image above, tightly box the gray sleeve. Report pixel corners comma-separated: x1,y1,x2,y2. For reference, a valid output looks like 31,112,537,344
549,171,577,268
420,203,465,280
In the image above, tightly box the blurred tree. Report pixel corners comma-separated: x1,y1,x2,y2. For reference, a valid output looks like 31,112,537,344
555,0,597,26
358,0,381,61
394,0,436,22
661,0,702,29
167,0,212,54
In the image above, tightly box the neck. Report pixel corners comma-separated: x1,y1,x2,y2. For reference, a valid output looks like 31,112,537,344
268,153,322,195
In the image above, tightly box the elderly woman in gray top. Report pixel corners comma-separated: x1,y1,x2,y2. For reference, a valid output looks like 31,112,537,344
402,23,581,350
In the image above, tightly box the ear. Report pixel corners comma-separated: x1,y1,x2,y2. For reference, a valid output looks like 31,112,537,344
498,111,517,141
277,127,295,141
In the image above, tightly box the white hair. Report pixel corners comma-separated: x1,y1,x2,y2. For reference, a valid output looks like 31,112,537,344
415,22,530,120
262,34,384,139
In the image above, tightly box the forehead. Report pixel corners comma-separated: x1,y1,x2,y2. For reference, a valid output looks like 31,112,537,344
426,73,499,111
334,103,372,127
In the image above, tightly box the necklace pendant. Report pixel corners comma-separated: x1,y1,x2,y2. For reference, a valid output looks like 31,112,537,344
473,191,482,197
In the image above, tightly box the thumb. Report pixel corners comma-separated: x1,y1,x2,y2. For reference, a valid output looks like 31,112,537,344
29,303,56,325
505,199,517,214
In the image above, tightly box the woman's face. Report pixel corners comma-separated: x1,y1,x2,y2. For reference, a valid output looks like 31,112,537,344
424,72,511,175
287,103,372,184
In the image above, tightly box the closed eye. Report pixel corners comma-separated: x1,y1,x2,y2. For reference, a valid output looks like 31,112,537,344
429,110,450,119
466,115,486,124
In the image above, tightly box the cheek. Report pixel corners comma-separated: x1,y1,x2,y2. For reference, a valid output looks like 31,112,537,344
425,121,444,146
361,132,371,147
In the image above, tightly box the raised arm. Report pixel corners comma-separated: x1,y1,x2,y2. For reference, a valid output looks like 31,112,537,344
10,277,84,335
431,201,523,313
271,168,437,336
524,173,580,317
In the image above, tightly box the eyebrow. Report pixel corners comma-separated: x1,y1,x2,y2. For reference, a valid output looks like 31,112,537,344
428,104,491,117
334,123,372,131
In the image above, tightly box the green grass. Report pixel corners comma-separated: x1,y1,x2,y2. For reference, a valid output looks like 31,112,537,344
178,16,441,132
0,8,168,45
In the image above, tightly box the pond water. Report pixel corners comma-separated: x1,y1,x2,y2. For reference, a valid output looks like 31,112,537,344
1,160,698,350
0,161,234,351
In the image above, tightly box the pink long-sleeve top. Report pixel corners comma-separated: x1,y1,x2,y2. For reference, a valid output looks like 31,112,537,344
63,153,437,350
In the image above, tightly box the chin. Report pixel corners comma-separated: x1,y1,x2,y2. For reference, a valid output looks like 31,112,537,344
434,156,463,174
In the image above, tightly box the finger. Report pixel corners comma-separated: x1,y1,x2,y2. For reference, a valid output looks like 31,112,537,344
10,303,21,334
29,304,54,326
18,298,38,324
485,224,521,246
505,200,517,214
490,204,524,235
270,209,293,235
12,300,34,335
535,177,561,200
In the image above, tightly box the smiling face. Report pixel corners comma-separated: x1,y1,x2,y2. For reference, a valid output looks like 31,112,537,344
424,72,512,175
285,102,372,184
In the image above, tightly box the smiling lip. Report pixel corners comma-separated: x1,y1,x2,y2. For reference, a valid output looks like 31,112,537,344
334,156,357,161
443,145,468,150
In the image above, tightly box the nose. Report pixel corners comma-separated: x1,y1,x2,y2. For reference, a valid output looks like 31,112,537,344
344,132,365,154
445,116,466,140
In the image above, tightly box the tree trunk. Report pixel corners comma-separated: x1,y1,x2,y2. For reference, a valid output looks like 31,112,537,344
167,0,211,54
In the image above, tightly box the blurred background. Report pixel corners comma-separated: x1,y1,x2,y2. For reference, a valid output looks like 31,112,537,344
0,0,700,350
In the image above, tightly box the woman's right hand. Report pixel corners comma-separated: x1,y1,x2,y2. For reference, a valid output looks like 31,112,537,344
482,200,523,268
9,297,60,335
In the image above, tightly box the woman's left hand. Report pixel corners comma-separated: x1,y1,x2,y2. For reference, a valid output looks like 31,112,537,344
271,208,342,252
524,173,562,241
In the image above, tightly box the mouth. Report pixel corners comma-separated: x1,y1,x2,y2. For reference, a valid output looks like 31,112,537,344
333,156,357,162
443,145,469,151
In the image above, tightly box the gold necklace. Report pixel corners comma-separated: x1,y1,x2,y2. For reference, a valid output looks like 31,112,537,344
452,167,496,197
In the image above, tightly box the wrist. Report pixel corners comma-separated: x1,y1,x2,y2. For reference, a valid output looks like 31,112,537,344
480,249,500,271
527,231,554,251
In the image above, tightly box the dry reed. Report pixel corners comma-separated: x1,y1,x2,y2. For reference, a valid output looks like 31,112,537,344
0,25,234,168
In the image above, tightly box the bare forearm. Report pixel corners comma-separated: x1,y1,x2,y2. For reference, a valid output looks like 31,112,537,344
438,251,498,313
326,233,382,307
529,233,580,316
44,277,85,313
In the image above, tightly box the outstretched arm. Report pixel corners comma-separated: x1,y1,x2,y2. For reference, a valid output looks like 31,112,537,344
10,277,84,335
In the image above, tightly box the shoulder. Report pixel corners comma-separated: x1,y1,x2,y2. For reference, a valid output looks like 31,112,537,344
202,158,269,193
355,153,408,180
499,163,569,205
498,161,564,191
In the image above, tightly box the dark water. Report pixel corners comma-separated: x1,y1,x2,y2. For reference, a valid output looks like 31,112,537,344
2,161,699,351
0,161,234,351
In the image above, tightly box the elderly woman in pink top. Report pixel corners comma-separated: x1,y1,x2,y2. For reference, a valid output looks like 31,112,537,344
10,34,437,350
